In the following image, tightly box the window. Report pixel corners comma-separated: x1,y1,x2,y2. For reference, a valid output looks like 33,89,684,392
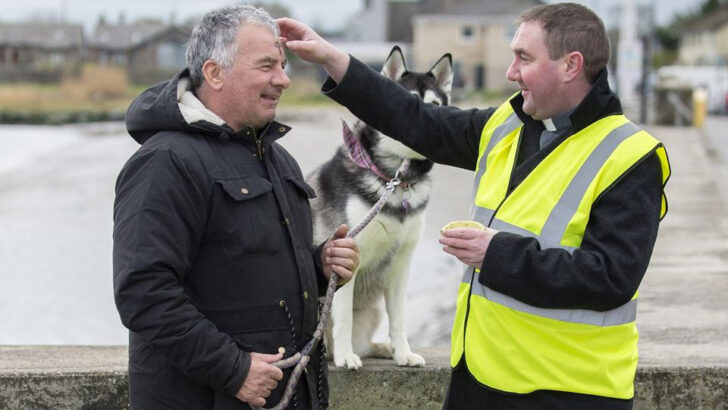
157,42,186,70
462,25,473,39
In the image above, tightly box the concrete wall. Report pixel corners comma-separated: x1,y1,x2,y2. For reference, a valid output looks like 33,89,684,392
1,346,726,409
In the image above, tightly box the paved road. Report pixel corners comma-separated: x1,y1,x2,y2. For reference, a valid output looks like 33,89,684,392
702,115,728,213
638,120,728,366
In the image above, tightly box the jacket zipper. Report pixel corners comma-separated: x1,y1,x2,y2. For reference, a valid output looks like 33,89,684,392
252,127,264,160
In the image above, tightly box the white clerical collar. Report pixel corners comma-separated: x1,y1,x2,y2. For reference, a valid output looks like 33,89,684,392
542,118,556,131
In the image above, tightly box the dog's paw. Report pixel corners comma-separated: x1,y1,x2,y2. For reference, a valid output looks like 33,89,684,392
370,342,394,359
334,353,363,370
394,352,426,367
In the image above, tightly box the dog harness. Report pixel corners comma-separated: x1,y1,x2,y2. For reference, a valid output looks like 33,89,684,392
450,96,670,399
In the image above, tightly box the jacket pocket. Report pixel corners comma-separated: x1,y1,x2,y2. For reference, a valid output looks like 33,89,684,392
201,300,291,334
200,298,301,353
214,175,281,255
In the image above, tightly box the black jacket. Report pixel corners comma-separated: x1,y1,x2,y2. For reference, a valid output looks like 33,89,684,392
323,57,663,409
113,69,329,410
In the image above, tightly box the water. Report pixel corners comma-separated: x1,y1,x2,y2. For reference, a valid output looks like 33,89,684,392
0,108,472,347
0,122,138,344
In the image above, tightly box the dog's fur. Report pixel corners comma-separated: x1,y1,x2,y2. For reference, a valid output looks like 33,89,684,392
307,46,453,369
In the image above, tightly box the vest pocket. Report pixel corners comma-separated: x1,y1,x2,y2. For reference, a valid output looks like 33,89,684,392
214,175,281,255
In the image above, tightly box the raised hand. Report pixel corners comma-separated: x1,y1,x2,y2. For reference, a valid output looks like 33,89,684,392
276,17,350,83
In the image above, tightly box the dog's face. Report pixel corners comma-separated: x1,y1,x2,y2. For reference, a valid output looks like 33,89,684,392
377,46,453,160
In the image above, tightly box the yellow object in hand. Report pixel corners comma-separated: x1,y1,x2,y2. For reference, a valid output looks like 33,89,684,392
440,220,486,234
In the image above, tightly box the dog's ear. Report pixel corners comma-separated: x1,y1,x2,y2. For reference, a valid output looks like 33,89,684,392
381,46,407,81
429,54,453,99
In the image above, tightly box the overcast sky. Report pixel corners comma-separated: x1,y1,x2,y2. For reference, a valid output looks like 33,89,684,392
0,0,706,33
0,0,363,32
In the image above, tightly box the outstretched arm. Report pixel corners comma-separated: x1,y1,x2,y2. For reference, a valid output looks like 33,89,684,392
278,17,491,170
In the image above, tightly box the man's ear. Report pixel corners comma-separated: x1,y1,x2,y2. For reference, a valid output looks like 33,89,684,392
202,60,224,91
563,51,584,83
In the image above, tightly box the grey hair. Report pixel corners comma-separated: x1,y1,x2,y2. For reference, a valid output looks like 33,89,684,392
186,5,279,89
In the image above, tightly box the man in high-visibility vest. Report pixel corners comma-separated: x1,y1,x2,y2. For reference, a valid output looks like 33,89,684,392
279,3,670,409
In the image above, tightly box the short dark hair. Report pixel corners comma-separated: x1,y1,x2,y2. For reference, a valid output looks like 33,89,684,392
517,3,610,83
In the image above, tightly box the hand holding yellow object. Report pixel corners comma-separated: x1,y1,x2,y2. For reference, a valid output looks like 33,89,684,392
440,220,485,234
439,220,496,269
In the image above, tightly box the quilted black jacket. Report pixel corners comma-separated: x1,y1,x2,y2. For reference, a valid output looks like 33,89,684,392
114,69,328,410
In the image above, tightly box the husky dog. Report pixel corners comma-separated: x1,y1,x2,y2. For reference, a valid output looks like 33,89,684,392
307,46,453,369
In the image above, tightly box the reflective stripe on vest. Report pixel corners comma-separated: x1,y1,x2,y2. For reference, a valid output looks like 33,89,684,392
473,120,642,252
472,113,522,196
461,268,637,326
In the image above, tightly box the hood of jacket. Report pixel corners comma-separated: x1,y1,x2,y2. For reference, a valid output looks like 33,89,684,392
126,68,274,145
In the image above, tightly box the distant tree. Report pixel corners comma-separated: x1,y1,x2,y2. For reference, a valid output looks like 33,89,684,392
655,25,680,51
700,0,722,14
135,17,164,25
653,0,728,66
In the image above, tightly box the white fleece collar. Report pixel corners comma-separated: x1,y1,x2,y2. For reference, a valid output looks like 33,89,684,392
176,77,227,127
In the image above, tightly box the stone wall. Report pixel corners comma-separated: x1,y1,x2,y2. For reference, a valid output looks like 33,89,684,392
1,346,726,409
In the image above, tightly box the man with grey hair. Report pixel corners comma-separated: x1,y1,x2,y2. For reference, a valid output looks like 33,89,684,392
113,5,359,409
279,2,670,409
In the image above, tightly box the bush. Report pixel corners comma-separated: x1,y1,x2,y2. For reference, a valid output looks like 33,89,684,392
60,64,129,101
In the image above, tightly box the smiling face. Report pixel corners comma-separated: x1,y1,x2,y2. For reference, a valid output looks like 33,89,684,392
219,23,290,130
506,20,566,120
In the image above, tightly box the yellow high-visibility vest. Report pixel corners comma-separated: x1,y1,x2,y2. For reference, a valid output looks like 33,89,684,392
450,98,670,399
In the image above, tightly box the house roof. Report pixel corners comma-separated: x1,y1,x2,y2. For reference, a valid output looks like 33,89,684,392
0,23,83,49
87,21,169,50
419,0,543,16
684,5,728,34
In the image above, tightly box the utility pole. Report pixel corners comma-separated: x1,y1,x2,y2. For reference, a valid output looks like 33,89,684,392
639,0,656,124
617,0,642,114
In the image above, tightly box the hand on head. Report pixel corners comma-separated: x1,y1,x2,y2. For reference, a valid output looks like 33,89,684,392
235,351,284,407
322,224,360,285
276,18,350,83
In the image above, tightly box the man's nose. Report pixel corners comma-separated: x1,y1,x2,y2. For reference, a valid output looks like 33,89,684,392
506,60,518,82
274,67,291,89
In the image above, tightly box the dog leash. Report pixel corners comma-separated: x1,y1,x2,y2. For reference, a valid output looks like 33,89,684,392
254,158,411,410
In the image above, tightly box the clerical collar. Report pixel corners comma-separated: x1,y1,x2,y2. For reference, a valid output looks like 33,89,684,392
542,108,573,132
